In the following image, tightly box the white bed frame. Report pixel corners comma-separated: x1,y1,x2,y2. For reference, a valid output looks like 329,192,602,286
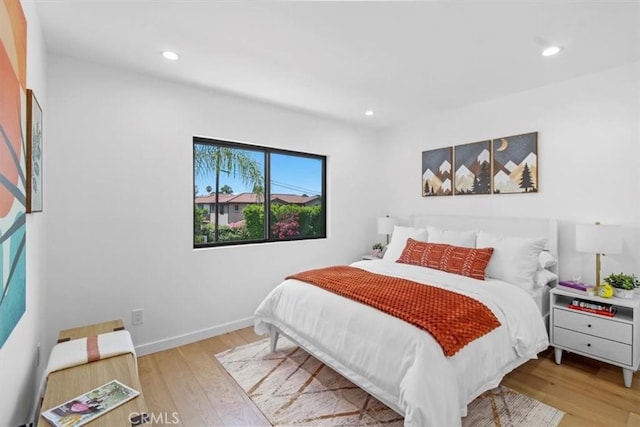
267,215,558,418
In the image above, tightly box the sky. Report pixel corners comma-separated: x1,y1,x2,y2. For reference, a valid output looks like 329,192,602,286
195,149,323,196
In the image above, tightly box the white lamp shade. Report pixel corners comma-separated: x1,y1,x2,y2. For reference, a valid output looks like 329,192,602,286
377,217,398,235
576,223,621,254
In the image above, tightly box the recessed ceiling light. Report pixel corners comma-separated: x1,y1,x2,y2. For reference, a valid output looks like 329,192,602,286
365,110,374,116
542,46,561,57
162,51,179,61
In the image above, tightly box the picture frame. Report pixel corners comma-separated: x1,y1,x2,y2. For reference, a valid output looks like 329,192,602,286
422,147,452,197
26,89,43,213
492,132,538,194
454,140,491,195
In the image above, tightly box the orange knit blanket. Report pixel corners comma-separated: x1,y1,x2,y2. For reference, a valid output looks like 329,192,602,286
287,266,501,356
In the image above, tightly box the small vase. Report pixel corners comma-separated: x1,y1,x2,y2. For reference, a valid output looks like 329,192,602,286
614,288,635,299
372,249,382,258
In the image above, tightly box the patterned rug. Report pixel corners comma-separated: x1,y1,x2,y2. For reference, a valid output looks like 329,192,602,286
216,337,564,426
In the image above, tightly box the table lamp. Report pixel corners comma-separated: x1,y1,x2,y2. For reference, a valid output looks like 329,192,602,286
377,216,398,246
576,222,621,286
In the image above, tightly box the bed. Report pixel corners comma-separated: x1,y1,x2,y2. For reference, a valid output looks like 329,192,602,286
255,215,557,426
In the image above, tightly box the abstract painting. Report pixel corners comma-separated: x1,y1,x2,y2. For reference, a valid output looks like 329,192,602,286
27,89,42,212
492,132,538,194
454,140,491,195
422,147,452,196
0,0,27,349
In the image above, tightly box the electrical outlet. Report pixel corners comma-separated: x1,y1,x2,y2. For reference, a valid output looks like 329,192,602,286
132,309,144,325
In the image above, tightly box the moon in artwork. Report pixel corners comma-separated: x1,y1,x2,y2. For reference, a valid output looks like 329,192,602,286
496,138,509,151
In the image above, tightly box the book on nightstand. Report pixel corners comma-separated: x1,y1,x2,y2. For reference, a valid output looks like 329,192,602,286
557,280,597,296
567,297,617,317
568,305,616,317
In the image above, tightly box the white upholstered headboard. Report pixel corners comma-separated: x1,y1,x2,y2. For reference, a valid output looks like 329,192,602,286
410,214,557,322
411,214,558,258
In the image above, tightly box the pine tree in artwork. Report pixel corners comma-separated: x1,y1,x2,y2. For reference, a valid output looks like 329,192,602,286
424,181,430,196
520,163,534,192
477,162,490,194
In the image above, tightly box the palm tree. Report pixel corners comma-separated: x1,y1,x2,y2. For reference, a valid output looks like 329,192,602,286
252,184,264,204
194,144,263,242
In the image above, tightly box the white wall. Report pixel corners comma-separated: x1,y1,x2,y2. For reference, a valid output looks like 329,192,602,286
377,62,640,284
44,55,377,357
0,1,48,426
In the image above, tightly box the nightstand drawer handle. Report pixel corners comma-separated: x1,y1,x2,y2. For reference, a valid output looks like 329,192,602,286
587,343,591,347
588,324,592,328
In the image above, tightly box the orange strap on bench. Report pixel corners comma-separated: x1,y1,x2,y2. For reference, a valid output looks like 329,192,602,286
86,335,100,362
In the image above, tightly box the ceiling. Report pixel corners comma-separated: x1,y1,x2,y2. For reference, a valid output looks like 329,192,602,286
35,1,640,129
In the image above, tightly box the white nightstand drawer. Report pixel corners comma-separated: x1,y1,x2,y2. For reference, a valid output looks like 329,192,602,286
554,327,632,366
553,308,632,345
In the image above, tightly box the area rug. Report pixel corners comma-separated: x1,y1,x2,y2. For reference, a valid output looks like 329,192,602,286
215,337,564,426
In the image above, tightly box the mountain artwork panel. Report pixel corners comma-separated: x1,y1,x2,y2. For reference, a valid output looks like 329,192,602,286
454,140,491,195
422,147,452,197
492,132,538,194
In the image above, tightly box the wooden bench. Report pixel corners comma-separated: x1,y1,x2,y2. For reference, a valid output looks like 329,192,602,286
38,320,148,426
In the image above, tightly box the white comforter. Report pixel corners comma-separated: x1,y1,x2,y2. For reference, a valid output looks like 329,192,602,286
254,260,549,427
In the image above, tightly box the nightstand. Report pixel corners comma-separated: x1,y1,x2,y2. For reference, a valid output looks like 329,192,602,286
550,287,640,387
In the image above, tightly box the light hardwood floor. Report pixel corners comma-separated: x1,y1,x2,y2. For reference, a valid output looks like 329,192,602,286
138,327,640,426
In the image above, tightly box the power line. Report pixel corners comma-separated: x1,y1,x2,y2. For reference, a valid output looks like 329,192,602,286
198,170,321,195
270,180,319,195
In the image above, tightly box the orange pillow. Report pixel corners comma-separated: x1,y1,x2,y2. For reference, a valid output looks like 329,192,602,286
397,239,493,280
441,245,494,280
396,239,449,268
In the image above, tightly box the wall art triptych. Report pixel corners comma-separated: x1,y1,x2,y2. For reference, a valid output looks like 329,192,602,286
422,132,538,197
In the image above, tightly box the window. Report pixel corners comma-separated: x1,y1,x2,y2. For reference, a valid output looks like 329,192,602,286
193,137,326,247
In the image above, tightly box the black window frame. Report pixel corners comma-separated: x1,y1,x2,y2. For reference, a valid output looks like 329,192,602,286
193,136,327,248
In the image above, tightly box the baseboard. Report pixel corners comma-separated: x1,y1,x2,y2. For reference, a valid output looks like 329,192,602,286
135,317,255,356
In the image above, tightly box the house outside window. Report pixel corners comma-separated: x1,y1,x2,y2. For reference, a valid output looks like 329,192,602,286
193,137,326,247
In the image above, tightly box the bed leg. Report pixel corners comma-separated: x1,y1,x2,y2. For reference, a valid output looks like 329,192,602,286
269,327,279,352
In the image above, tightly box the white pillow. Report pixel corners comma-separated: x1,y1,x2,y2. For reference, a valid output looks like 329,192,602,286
382,225,428,262
476,231,547,290
537,251,557,271
427,226,476,248
533,269,558,288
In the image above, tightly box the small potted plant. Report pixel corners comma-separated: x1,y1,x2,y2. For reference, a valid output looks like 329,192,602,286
372,242,384,258
603,273,640,299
